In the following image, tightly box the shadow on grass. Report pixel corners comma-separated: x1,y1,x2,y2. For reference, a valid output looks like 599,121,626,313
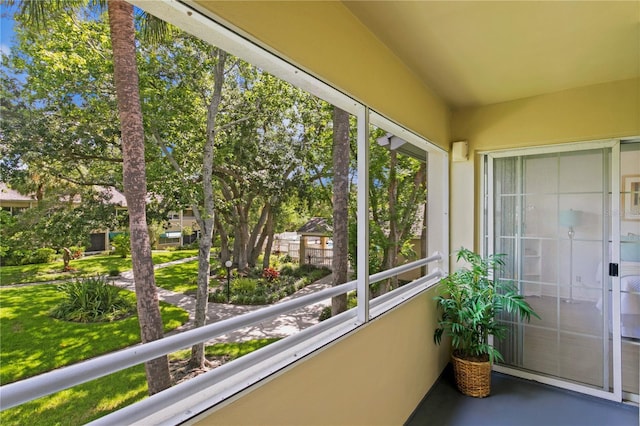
0,284,188,385
0,365,149,426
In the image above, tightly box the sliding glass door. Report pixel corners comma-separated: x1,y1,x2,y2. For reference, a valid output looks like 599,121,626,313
484,141,633,401
620,141,640,401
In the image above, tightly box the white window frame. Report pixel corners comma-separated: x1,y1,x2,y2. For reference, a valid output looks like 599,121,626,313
0,1,451,424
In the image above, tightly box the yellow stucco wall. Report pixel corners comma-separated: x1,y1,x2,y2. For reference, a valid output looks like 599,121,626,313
452,78,640,152
449,77,640,251
194,1,451,151
194,286,450,426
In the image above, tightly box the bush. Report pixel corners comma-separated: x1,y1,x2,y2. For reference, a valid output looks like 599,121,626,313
318,291,357,321
108,268,121,277
279,264,294,276
208,264,331,306
111,234,131,258
231,277,258,295
319,306,332,322
50,276,134,323
31,248,57,264
178,241,199,250
0,247,59,266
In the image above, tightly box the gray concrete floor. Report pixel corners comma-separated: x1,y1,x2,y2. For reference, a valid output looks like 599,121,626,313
406,366,639,426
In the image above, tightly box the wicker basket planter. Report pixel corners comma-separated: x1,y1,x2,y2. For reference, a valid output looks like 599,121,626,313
451,354,491,398
434,249,539,399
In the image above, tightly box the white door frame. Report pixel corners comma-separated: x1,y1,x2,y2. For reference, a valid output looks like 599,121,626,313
483,139,623,402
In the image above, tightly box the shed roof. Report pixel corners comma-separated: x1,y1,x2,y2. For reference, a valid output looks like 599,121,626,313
297,217,332,236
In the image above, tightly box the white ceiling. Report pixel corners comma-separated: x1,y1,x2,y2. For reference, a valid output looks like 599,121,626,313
343,1,640,109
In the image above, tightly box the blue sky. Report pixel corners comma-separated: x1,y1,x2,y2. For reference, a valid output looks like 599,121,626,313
0,3,16,56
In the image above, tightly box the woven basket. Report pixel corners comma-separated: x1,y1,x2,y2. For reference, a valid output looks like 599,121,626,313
451,354,491,398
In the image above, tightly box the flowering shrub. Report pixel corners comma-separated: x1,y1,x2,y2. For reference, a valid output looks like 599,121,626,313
262,267,280,282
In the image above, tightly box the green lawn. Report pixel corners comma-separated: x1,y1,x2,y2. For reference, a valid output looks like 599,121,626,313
154,259,200,294
0,250,198,285
154,256,224,294
0,252,304,424
171,338,279,361
0,283,189,425
0,282,278,425
0,284,189,384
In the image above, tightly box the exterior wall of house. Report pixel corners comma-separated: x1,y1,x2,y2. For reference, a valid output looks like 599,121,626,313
160,209,199,247
193,1,451,150
0,184,36,214
0,200,35,215
193,286,450,426
449,77,640,251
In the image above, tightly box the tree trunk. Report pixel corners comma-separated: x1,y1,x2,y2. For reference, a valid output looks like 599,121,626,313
189,215,213,369
262,208,275,270
382,148,399,295
248,202,270,267
236,205,250,271
331,107,349,315
189,49,227,369
216,216,230,264
107,0,171,395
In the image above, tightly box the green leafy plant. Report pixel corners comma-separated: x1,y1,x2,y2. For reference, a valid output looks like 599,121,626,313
31,248,57,264
50,276,134,323
231,277,259,295
111,234,131,258
209,265,331,305
434,248,540,363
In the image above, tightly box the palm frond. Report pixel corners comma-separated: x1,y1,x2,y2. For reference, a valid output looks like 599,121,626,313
138,11,176,44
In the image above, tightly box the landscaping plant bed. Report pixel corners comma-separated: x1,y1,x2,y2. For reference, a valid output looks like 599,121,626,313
209,264,330,305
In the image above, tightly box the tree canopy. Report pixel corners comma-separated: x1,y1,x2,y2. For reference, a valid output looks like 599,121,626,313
1,5,428,286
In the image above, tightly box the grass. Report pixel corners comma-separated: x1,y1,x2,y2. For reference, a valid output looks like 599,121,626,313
0,284,188,384
170,338,279,362
0,365,149,426
154,259,200,294
154,255,221,294
0,283,189,425
0,282,276,426
0,250,198,285
0,253,312,424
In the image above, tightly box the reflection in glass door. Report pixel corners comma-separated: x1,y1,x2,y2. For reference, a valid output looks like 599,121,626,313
487,145,621,399
620,141,640,401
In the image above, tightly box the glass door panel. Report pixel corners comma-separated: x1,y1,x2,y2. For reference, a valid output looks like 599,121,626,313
493,148,613,392
620,141,640,398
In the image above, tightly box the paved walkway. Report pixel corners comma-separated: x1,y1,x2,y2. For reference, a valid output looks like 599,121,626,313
116,257,333,343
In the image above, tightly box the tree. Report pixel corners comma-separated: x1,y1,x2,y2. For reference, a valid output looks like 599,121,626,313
365,130,427,297
7,0,172,394
107,0,171,393
210,71,321,272
331,107,350,315
0,16,122,191
139,31,229,368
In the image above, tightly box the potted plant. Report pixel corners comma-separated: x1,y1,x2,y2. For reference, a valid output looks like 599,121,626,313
434,247,539,397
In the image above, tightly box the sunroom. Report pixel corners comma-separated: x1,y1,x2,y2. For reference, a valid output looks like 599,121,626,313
2,1,639,424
